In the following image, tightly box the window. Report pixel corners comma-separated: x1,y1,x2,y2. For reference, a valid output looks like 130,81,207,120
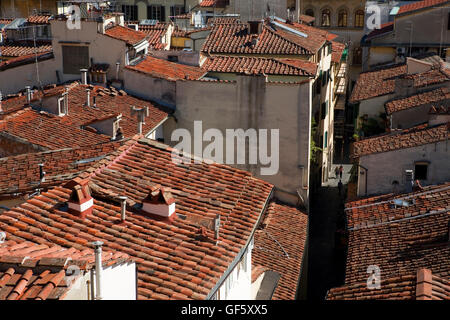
121,5,138,21
305,8,314,26
62,45,89,75
168,55,178,62
170,5,185,20
148,5,165,22
415,162,429,180
338,9,348,27
321,9,331,27
353,47,362,65
355,9,364,28
324,131,328,148
321,102,326,119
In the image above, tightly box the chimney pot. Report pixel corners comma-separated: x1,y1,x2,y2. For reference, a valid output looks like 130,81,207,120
119,196,127,221
142,186,176,218
80,69,88,85
86,89,91,107
25,86,32,104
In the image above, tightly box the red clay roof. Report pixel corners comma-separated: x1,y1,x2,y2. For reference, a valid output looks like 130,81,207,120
327,183,450,300
0,83,168,150
398,0,450,15
252,202,308,300
199,0,228,8
27,15,52,24
104,25,147,45
0,137,274,300
331,41,346,64
385,87,450,114
0,140,123,196
0,240,131,300
0,44,52,57
126,55,206,81
0,51,53,70
352,122,449,158
137,23,170,50
202,55,315,77
201,22,313,56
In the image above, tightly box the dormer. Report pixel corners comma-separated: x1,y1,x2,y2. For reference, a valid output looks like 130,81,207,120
40,87,69,116
82,114,122,139
65,178,93,219
142,185,176,218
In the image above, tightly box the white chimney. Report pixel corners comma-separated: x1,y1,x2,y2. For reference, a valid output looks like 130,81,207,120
86,89,91,107
80,68,88,85
25,86,32,104
92,241,103,300
119,196,127,222
115,62,120,80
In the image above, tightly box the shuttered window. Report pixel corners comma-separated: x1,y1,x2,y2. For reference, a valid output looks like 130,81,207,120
62,45,89,75
147,5,166,22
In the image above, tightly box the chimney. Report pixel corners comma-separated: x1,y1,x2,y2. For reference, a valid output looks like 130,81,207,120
248,20,262,34
142,185,176,218
119,196,127,222
115,62,120,80
91,241,103,300
214,214,220,241
80,69,88,85
25,86,32,104
131,106,147,135
0,231,5,244
38,163,45,183
416,268,433,300
0,91,3,113
86,89,91,107
65,178,94,219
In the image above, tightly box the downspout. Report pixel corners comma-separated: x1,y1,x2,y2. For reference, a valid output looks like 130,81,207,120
205,187,274,299
92,241,103,300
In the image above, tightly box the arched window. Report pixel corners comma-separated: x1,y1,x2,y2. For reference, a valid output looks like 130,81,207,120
355,9,364,28
338,9,348,27
305,8,315,25
321,9,331,27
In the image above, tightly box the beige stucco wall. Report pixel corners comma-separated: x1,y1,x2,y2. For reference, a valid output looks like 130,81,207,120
171,76,311,206
357,140,450,196
0,57,58,95
50,20,128,83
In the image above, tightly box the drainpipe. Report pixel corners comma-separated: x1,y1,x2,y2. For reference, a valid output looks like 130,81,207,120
92,241,103,300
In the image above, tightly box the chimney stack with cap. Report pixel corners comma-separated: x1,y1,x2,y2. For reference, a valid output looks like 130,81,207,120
86,89,91,107
65,178,94,219
91,241,103,300
142,185,176,218
119,196,127,222
81,69,88,85
25,86,32,104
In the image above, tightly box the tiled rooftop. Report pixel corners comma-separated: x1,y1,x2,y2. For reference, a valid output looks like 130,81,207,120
0,137,274,300
349,62,450,103
199,0,229,8
27,15,52,24
104,25,147,46
0,44,52,57
202,55,315,77
126,55,206,81
0,240,131,300
252,202,308,300
0,83,169,150
385,87,450,114
0,140,123,196
327,183,450,300
0,51,53,70
398,0,449,15
136,23,169,50
351,122,449,158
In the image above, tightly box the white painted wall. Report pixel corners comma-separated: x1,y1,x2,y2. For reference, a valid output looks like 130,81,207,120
357,141,450,196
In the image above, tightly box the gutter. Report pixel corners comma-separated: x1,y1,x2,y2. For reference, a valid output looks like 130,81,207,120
205,187,274,299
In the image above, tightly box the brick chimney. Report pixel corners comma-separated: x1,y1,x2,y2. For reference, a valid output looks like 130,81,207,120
416,268,433,300
65,178,94,219
142,185,176,218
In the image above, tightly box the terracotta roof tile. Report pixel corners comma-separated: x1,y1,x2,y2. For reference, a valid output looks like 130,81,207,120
104,25,147,45
351,122,449,158
27,15,52,24
327,183,450,300
136,23,169,50
126,56,206,81
398,0,450,15
203,55,315,77
252,202,308,300
0,140,124,195
0,137,274,300
0,44,52,57
0,240,132,300
199,0,228,8
385,87,450,114
0,83,169,150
